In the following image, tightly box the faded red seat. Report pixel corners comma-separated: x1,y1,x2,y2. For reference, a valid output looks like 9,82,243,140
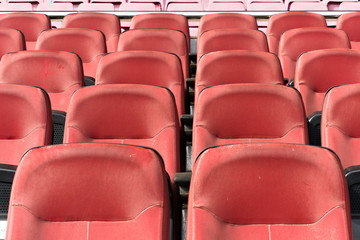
0,12,50,50
36,28,106,80
6,143,170,240
337,12,360,50
118,28,189,80
96,51,185,117
63,84,180,189
0,28,25,58
195,50,284,104
322,83,360,170
130,13,190,51
0,50,83,112
294,49,360,117
0,84,52,166
197,29,268,62
267,12,327,55
278,27,350,81
62,12,120,53
193,84,308,160
197,13,258,38
188,143,352,240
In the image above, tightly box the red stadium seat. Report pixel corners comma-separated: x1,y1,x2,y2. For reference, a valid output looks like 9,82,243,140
337,13,360,50
96,51,185,117
63,84,180,190
0,28,25,58
0,50,83,112
0,84,52,166
294,49,360,146
197,29,268,61
118,28,189,80
194,50,284,103
130,13,190,51
197,13,258,38
62,12,121,53
295,49,360,117
187,143,352,240
0,12,50,50
6,143,170,240
278,27,350,81
322,83,360,170
267,12,327,54
193,84,308,160
36,28,106,81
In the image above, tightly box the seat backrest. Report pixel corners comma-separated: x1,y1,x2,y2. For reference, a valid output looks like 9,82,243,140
63,84,179,184
130,13,190,51
188,143,352,240
198,13,258,37
193,84,308,159
322,83,360,169
294,49,360,116
96,51,185,117
279,27,350,80
118,28,189,79
0,28,25,58
267,12,327,54
0,13,50,50
62,12,120,53
195,50,284,102
0,84,52,166
197,29,268,61
36,28,106,79
337,12,360,50
0,50,84,112
6,143,170,240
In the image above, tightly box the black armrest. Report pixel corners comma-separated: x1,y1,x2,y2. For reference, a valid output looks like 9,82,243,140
345,166,360,217
0,165,16,219
181,114,193,143
186,77,195,89
288,79,295,87
174,172,192,187
52,110,66,145
84,76,95,86
308,111,322,146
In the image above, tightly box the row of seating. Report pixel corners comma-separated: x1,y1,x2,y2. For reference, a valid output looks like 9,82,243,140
1,0,359,11
4,142,353,239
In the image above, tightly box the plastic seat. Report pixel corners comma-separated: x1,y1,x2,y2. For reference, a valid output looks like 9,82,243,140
197,13,258,38
118,28,189,80
0,84,52,218
36,28,106,81
205,0,246,11
0,28,25,58
337,13,360,50
294,49,360,146
278,27,350,81
63,84,180,191
246,0,287,10
197,29,268,62
322,84,360,225
0,13,50,50
36,2,74,10
322,83,360,170
267,12,327,54
0,50,83,113
285,0,327,10
195,50,284,104
0,84,52,166
188,143,352,240
96,51,185,118
6,143,170,240
130,13,190,51
339,2,360,9
193,84,308,160
62,13,120,53
77,3,116,11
